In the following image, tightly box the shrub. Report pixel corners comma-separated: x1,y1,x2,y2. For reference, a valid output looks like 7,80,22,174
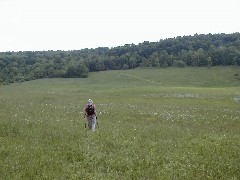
173,60,187,68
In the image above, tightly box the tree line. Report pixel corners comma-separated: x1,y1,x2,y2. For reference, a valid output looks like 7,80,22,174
1,33,240,84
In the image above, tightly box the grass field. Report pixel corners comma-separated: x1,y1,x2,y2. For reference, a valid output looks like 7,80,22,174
0,66,240,179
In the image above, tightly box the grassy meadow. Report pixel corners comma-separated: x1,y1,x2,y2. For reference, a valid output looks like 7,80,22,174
0,66,240,179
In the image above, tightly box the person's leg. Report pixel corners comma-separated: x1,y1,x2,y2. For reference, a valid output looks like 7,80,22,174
87,118,92,129
91,117,97,131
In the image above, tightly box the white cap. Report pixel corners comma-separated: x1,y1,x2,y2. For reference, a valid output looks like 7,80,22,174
87,99,93,105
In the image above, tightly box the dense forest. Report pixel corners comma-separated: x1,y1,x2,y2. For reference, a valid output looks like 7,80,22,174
1,33,240,84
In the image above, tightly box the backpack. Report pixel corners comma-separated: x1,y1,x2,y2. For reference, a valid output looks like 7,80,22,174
86,105,95,115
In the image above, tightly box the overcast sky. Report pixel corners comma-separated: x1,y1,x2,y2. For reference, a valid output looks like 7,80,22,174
0,0,239,52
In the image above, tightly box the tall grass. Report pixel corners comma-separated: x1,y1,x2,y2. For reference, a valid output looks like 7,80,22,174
0,67,240,179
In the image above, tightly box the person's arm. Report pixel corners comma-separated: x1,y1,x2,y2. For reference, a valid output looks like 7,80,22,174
94,105,97,118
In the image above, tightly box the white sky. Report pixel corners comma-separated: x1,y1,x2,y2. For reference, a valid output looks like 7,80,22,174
0,0,239,52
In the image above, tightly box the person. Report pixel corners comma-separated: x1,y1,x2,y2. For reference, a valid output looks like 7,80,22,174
84,99,97,131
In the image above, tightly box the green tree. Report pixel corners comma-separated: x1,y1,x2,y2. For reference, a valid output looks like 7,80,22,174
207,57,212,67
173,60,187,68
65,63,88,78
192,48,208,66
149,52,160,67
76,63,89,78
122,64,129,70
129,57,137,68
140,57,151,67
159,50,169,67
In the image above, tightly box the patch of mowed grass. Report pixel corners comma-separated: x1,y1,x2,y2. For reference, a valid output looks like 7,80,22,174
0,67,240,179
120,66,240,87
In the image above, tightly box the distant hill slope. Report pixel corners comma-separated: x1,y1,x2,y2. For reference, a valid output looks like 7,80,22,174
88,66,240,87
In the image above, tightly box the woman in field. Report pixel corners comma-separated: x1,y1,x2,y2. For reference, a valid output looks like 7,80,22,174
84,99,97,131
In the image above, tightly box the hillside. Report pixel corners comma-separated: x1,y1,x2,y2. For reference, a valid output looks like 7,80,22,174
89,66,240,87
0,33,240,84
